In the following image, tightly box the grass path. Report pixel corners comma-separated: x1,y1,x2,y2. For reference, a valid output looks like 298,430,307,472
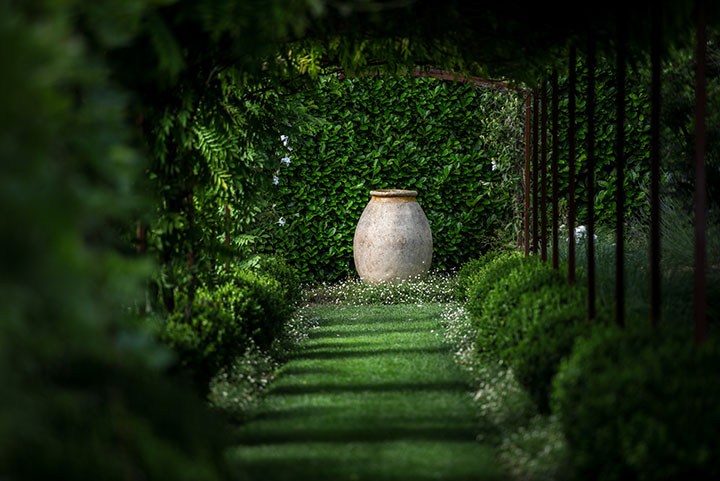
228,304,501,481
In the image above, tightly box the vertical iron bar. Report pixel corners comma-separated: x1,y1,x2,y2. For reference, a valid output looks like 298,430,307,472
587,34,597,322
225,203,231,268
568,45,577,284
650,1,662,325
616,16,627,328
551,69,560,270
532,87,539,254
541,79,548,262
695,0,707,344
136,220,147,254
524,93,532,256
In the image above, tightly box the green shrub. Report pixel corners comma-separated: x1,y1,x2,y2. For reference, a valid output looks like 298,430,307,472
453,251,500,301
479,257,565,322
1,352,230,481
241,254,302,305
552,322,720,481
468,255,571,359
465,252,524,320
163,271,290,390
509,292,588,413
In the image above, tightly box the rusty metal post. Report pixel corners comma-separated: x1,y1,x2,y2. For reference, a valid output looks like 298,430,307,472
551,69,560,270
225,203,231,268
541,79,548,262
524,93,532,256
650,1,662,325
568,45,577,284
532,87,539,254
137,220,147,254
587,35,597,322
695,0,707,344
615,16,627,328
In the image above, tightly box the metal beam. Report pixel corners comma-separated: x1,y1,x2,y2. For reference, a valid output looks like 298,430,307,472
695,0,707,344
615,16,627,328
650,1,662,326
533,87,539,254
551,69,560,270
587,35,597,322
568,45,577,284
524,93,532,256
541,79,548,262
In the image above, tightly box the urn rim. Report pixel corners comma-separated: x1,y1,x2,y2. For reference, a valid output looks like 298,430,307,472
370,189,418,198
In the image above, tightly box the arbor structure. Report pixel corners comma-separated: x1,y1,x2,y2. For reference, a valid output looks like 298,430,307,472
1,0,718,477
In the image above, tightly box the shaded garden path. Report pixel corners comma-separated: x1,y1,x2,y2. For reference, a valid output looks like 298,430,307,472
229,304,501,481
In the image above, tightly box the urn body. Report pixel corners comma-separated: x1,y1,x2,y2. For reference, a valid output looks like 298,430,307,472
353,189,433,283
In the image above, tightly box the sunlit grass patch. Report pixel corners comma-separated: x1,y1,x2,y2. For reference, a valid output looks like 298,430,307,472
229,303,503,481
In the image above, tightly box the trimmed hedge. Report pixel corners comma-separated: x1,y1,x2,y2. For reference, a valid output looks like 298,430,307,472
465,252,525,321
509,294,588,413
553,322,720,481
240,254,302,306
453,251,501,301
460,253,588,412
162,271,290,390
467,255,573,361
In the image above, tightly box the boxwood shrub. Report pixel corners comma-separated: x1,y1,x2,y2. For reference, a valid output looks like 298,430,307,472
508,291,589,413
240,254,302,306
465,252,525,321
468,255,572,360
453,251,501,301
552,322,720,481
162,271,290,390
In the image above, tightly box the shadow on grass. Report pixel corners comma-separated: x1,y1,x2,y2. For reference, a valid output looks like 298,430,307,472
290,346,448,361
236,420,478,445
268,380,470,396
277,366,341,376
318,315,436,328
300,341,376,351
308,326,430,340
233,448,501,481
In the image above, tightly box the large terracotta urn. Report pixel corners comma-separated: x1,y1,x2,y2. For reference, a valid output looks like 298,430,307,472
353,189,433,283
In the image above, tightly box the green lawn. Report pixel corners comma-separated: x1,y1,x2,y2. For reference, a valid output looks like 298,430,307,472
228,303,502,481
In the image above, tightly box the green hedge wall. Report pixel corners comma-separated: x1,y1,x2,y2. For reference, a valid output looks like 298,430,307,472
253,75,525,283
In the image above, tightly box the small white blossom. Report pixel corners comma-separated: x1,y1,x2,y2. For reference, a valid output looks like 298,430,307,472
280,134,288,146
574,225,597,241
277,217,286,226
281,156,291,166
491,160,497,171
272,174,279,185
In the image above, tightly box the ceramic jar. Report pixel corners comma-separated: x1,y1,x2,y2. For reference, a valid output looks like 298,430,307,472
353,189,433,282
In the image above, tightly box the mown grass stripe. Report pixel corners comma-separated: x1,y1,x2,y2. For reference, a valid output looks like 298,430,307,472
229,303,501,481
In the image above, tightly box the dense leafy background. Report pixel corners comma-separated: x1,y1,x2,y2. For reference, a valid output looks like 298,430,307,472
249,75,525,283
553,60,652,227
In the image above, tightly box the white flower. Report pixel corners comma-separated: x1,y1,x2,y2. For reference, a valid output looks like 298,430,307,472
281,156,291,166
573,225,597,241
491,160,497,171
272,174,279,185
280,134,288,146
277,217,286,226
